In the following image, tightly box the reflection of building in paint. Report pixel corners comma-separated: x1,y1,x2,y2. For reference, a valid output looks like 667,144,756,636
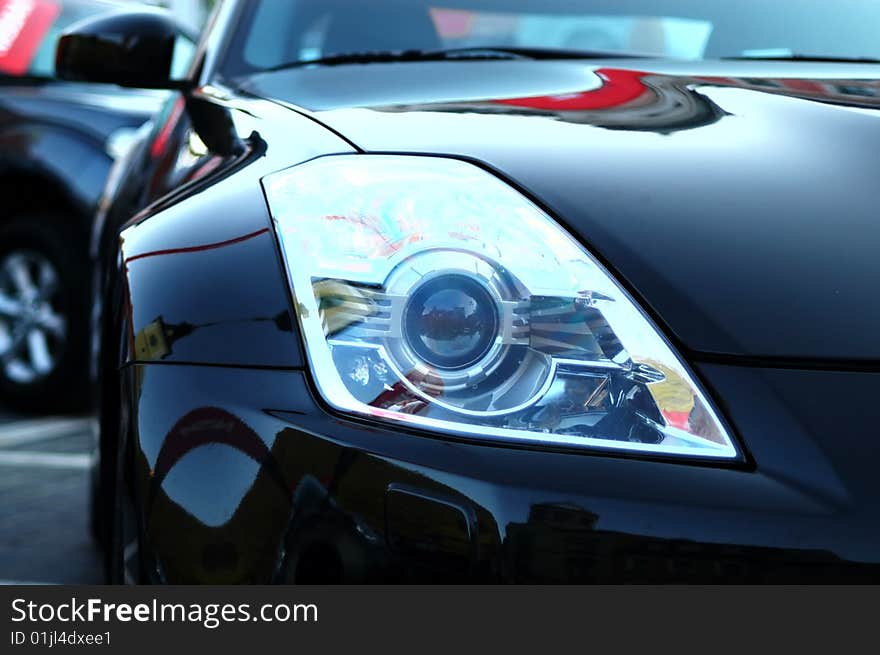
379,69,880,135
142,407,292,584
491,69,729,132
379,68,729,134
694,76,880,108
140,402,871,583
134,317,192,361
132,312,290,363
142,405,501,583
504,502,862,583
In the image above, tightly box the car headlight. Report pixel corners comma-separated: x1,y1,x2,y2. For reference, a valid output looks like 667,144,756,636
264,155,739,460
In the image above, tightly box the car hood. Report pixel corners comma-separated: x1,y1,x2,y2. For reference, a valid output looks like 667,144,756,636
243,60,880,362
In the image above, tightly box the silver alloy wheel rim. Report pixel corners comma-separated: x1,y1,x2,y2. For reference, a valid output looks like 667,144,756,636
0,250,67,384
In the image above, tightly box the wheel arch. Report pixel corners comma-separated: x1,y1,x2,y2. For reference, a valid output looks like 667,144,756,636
0,169,86,223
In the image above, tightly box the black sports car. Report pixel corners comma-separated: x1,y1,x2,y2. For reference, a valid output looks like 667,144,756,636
67,0,880,583
0,0,194,411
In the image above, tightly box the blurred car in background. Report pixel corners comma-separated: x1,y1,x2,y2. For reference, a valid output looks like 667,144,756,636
0,0,194,411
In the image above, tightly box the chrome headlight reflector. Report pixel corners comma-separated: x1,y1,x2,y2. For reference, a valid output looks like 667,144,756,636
264,155,739,460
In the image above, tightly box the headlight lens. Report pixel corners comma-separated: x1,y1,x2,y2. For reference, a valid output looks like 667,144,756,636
264,155,739,459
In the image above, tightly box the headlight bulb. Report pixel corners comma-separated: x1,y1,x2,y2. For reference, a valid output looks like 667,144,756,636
403,273,499,371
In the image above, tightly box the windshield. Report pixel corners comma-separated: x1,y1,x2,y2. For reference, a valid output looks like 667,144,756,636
220,0,880,78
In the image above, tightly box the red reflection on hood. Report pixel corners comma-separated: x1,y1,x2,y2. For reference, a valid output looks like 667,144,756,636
124,228,269,265
490,68,651,112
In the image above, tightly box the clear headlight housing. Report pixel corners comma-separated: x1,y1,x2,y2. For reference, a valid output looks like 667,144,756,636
264,155,739,459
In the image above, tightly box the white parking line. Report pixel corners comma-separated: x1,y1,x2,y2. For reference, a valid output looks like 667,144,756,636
0,417,94,449
0,451,92,470
0,580,54,586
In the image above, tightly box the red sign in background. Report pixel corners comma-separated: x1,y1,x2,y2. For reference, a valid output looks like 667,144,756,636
0,0,61,75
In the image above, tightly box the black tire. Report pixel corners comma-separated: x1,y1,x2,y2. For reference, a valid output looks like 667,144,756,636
89,451,107,548
0,213,90,413
92,267,124,568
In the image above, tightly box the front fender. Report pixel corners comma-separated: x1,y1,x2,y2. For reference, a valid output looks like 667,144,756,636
114,99,357,369
105,100,358,582
118,176,303,369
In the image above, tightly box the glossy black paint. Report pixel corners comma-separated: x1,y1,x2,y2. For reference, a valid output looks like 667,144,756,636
104,92,352,369
245,61,880,361
97,4,880,583
122,363,880,583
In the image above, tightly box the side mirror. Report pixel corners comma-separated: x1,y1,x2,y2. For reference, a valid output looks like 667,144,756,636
56,9,189,89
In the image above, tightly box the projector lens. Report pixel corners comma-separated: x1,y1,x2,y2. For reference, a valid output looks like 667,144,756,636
404,274,499,370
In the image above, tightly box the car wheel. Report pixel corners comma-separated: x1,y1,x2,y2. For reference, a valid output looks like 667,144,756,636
0,214,90,412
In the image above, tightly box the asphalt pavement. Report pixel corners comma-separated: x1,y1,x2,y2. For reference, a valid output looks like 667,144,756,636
0,405,103,584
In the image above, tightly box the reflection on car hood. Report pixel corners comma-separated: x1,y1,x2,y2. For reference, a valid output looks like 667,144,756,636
244,60,880,362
